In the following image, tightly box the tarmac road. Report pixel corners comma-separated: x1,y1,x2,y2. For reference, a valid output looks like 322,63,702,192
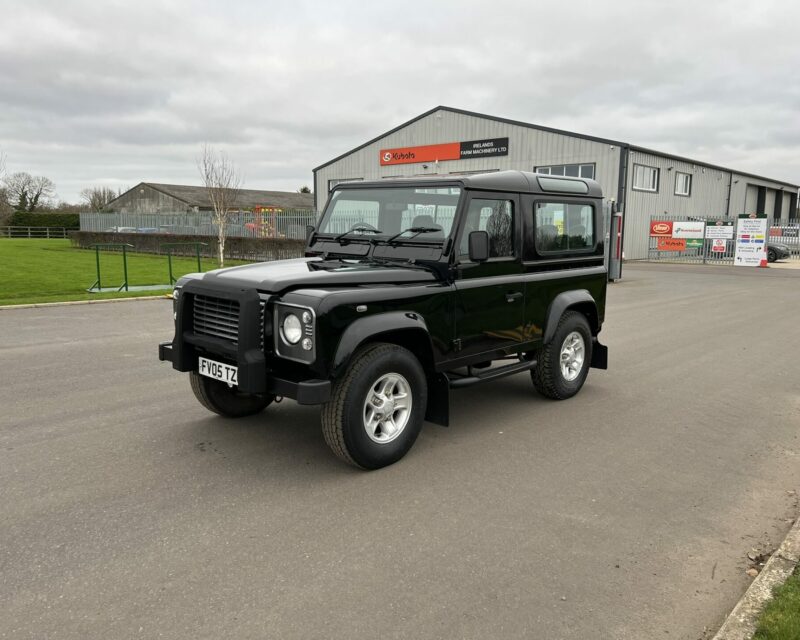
1,262,799,640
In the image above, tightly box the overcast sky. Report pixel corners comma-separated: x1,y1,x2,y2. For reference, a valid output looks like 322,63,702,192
1,0,799,203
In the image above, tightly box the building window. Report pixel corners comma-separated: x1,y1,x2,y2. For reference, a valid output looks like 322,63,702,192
534,202,595,254
632,164,659,192
535,163,595,179
674,172,691,197
328,178,362,192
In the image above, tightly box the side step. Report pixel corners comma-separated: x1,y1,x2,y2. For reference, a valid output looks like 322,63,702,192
448,358,537,388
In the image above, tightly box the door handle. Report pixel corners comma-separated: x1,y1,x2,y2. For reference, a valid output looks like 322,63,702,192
505,292,523,303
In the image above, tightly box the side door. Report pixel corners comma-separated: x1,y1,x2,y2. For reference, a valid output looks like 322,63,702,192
452,192,526,361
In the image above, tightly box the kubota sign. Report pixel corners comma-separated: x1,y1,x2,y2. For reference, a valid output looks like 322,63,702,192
379,138,509,166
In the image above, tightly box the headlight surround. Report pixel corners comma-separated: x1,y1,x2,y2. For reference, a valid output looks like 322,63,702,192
282,313,303,344
274,303,316,363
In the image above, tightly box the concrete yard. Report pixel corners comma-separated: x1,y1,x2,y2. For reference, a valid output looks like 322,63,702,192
1,262,799,639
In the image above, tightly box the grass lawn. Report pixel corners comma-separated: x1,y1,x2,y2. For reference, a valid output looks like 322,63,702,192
0,239,249,306
753,567,800,639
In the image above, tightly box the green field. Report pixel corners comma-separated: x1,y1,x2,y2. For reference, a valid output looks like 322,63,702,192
0,239,248,306
753,567,800,639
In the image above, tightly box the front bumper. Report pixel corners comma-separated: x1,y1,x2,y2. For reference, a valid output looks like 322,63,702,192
159,342,330,405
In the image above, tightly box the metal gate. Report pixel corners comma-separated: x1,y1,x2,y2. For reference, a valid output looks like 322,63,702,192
647,215,800,265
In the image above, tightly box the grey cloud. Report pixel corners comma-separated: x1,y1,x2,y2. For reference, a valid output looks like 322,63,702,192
1,0,798,200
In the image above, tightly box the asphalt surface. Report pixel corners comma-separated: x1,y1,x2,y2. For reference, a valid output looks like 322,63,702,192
1,262,799,640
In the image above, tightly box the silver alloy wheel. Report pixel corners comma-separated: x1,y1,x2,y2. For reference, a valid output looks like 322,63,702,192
362,372,412,444
559,331,585,382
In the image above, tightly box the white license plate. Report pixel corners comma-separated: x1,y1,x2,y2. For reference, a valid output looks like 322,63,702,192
198,357,238,386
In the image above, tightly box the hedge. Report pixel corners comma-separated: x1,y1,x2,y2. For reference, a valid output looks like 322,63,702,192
10,212,81,229
68,231,306,262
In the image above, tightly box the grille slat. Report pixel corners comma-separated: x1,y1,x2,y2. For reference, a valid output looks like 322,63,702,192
192,294,267,351
193,295,240,343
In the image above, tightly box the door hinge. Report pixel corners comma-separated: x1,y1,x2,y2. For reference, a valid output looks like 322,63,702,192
452,338,462,352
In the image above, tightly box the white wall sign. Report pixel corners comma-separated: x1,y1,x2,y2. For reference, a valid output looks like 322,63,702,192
705,221,734,239
672,221,705,239
734,214,768,267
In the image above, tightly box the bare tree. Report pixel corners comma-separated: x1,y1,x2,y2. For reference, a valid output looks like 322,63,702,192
2,172,56,212
197,144,242,268
80,186,120,212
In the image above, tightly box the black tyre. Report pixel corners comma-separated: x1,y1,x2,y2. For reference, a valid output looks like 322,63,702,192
190,372,274,418
321,343,427,469
531,311,593,400
767,248,777,263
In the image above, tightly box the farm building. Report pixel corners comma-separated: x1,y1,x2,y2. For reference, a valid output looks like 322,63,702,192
313,106,799,259
107,183,313,214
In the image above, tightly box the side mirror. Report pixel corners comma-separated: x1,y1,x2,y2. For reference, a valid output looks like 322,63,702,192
468,230,489,262
305,225,316,243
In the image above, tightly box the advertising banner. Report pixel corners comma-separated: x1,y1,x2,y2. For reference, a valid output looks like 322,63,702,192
657,237,687,251
649,220,673,237
671,221,705,239
380,137,509,166
705,221,734,239
685,238,703,249
734,214,768,267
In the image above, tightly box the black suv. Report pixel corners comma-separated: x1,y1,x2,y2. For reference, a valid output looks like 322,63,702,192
159,171,608,469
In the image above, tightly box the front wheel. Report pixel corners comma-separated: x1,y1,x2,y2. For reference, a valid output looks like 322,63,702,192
531,311,593,400
767,248,777,263
190,372,274,417
321,343,427,469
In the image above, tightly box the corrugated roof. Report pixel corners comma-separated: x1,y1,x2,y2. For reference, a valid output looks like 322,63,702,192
111,183,314,209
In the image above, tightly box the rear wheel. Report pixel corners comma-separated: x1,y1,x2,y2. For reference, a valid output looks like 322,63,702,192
531,311,593,400
190,372,274,417
321,343,427,469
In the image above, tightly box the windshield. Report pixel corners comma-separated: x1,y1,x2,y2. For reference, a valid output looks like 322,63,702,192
317,186,462,243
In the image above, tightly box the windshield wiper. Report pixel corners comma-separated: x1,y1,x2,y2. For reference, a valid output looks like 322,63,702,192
334,226,383,244
385,226,442,244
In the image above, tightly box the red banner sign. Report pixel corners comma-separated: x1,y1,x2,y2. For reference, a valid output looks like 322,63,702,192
650,221,673,237
380,143,461,166
657,237,686,251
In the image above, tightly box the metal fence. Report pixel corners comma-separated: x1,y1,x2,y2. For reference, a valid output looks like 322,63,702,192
79,210,318,240
0,226,70,238
647,215,800,265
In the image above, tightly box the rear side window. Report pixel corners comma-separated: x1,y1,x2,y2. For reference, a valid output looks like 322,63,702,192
535,202,595,253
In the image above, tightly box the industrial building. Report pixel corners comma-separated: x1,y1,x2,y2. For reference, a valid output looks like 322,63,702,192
313,106,799,259
107,183,313,214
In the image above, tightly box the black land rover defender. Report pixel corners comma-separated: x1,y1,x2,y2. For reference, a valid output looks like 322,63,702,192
159,171,608,469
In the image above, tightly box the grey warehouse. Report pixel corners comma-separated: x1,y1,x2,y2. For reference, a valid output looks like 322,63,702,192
313,106,799,260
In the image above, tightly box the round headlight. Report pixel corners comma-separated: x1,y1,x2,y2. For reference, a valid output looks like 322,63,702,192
302,311,312,325
282,314,302,344
172,288,180,300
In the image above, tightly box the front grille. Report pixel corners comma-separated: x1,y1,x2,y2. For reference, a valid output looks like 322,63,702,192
193,295,240,344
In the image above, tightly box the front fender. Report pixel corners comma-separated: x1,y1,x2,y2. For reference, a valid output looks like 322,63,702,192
332,311,432,375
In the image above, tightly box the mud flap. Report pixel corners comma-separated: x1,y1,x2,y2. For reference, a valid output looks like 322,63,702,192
425,372,450,426
591,339,608,370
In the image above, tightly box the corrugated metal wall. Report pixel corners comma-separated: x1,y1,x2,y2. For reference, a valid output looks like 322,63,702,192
623,150,731,259
315,108,798,260
315,108,621,206
110,185,193,214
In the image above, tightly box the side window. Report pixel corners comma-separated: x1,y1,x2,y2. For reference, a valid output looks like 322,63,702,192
535,202,595,253
459,199,515,259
